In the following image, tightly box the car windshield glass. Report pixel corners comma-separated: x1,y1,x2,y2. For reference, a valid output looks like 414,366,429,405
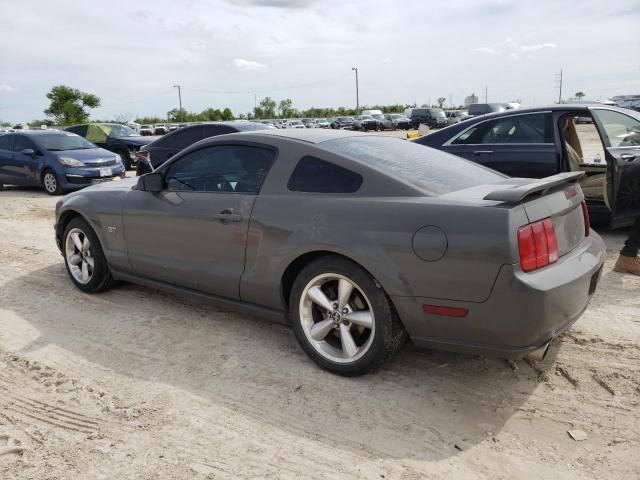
37,133,96,151
321,136,506,195
107,124,139,137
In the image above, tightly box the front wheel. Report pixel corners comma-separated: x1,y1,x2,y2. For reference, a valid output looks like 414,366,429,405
289,256,406,376
63,217,115,293
42,170,63,195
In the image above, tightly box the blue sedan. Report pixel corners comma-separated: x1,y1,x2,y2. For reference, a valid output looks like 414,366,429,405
0,130,126,195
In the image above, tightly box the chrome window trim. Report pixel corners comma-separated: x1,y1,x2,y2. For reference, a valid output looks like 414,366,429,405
442,111,554,147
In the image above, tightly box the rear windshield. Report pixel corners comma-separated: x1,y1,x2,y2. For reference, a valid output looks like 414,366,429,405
37,133,96,151
321,136,506,195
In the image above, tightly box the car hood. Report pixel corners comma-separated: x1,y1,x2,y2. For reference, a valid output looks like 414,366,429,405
53,148,118,163
112,136,154,146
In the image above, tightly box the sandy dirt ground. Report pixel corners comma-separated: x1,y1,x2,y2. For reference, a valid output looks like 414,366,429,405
0,167,639,479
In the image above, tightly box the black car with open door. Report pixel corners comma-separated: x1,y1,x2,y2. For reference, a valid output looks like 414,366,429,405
414,105,640,228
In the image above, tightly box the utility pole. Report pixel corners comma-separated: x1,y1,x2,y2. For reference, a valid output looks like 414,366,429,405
485,85,488,103
449,93,453,108
558,69,563,104
173,85,183,111
352,67,359,114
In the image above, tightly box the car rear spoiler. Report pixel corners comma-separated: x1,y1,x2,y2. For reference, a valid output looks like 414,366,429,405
483,172,585,203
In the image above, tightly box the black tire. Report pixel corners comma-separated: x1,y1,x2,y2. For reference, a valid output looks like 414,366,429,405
0,182,4,191
118,150,132,170
289,255,407,376
62,217,115,293
41,169,63,195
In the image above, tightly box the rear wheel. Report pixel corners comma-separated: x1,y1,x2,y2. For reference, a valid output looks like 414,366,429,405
289,256,406,376
118,149,132,170
63,217,114,293
42,170,63,195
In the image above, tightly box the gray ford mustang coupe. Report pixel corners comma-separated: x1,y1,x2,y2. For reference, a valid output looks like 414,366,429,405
55,129,605,376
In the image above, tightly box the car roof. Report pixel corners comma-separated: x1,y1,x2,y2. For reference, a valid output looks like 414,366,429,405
7,129,69,136
238,128,367,144
463,103,633,120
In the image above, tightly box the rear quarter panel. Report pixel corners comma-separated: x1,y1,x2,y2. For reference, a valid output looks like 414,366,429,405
241,194,526,310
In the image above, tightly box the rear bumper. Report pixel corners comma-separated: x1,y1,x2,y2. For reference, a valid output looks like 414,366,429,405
392,231,606,358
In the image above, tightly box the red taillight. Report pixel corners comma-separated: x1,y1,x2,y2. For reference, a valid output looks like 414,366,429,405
135,150,149,160
518,218,559,272
423,305,469,318
581,201,590,236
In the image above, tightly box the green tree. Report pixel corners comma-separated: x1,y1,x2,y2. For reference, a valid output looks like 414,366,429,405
436,97,446,108
278,98,293,118
574,91,586,100
167,108,190,122
258,97,277,118
221,108,234,121
44,85,101,125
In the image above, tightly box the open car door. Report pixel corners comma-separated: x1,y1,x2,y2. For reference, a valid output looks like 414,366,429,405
590,107,640,228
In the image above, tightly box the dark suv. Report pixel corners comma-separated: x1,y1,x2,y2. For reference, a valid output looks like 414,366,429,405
135,121,271,175
409,108,447,129
467,103,510,117
65,123,153,170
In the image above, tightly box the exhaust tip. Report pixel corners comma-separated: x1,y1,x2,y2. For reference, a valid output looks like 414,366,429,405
525,341,551,361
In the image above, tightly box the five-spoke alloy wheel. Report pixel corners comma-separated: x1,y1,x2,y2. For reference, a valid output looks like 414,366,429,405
290,256,406,376
62,217,114,293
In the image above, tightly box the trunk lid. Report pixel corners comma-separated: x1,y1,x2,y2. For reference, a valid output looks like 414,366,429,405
483,172,587,257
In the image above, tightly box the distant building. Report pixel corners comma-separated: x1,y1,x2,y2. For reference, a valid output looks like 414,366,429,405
464,94,478,107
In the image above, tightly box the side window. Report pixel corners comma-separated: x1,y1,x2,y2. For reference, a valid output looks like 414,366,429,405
66,125,88,137
165,145,275,193
287,156,363,193
591,109,640,148
453,113,551,145
170,126,204,150
0,134,13,150
12,135,37,152
202,125,232,139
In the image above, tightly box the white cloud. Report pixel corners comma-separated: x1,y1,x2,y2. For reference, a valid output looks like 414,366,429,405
232,58,267,71
519,42,557,52
0,83,15,92
473,47,498,55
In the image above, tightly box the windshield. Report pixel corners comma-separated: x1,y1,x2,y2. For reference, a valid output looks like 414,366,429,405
37,133,97,151
321,136,506,195
106,124,140,137
390,114,402,119
372,114,384,119
432,110,446,118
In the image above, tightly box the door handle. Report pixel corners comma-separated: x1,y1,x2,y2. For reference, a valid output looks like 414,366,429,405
620,153,636,162
473,150,493,155
214,209,242,223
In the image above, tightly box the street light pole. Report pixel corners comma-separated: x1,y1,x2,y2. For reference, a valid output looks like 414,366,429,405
173,85,183,111
352,67,359,114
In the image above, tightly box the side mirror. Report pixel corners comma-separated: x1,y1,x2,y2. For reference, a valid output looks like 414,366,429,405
137,172,163,192
21,148,36,157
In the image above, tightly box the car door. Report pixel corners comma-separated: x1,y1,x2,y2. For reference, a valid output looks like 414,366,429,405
122,143,276,299
590,108,640,226
10,134,41,186
0,134,15,183
442,112,558,178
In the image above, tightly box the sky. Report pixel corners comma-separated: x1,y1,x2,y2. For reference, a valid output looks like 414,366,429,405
0,0,639,122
